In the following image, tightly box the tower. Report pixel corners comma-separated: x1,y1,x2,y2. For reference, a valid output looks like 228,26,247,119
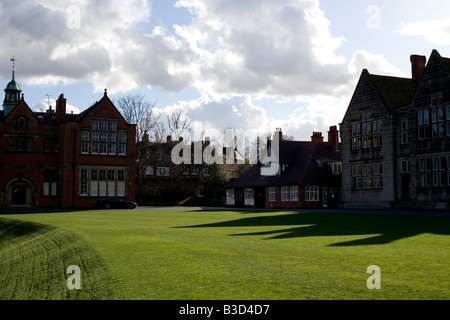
3,58,22,117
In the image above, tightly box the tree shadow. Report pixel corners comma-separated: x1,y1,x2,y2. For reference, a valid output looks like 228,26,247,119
177,211,450,246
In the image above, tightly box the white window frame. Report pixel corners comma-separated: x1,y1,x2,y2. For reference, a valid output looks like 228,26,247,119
226,189,235,206
281,186,290,202
269,187,277,202
157,167,170,177
244,188,254,206
290,186,299,202
305,186,319,202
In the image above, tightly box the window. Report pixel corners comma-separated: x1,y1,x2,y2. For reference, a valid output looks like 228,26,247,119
119,133,127,143
118,133,127,155
101,121,108,132
244,188,254,205
290,186,299,202
100,143,108,155
281,187,290,202
108,170,116,196
447,107,450,137
81,142,89,154
352,113,382,150
85,169,126,197
100,132,108,142
329,162,342,174
118,144,126,155
80,120,126,156
43,137,59,153
418,156,450,188
269,187,277,202
157,167,170,177
8,136,33,152
43,169,58,197
91,142,99,154
81,131,90,142
145,166,154,176
92,121,100,132
109,144,116,155
80,169,88,196
401,160,410,173
226,189,235,205
118,170,126,197
401,120,409,144
305,186,319,202
90,169,99,196
352,162,383,190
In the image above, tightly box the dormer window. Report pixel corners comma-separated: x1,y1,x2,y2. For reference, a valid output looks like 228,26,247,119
328,162,342,174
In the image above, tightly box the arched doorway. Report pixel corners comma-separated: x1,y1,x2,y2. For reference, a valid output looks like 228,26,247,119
4,177,37,207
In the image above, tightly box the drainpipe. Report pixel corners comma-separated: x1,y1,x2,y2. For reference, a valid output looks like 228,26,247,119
72,126,78,208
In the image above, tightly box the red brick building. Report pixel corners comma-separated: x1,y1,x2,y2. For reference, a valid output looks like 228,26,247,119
0,71,136,208
226,127,342,209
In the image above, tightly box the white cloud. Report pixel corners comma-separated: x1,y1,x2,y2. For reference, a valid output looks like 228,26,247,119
0,0,413,141
348,50,409,78
397,19,450,46
32,98,80,114
174,0,349,99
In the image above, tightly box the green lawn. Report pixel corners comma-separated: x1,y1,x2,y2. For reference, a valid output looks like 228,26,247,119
0,209,449,300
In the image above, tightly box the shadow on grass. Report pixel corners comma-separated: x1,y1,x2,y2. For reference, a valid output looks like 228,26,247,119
177,211,450,246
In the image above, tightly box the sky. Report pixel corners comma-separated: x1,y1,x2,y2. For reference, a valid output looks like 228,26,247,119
1,0,450,141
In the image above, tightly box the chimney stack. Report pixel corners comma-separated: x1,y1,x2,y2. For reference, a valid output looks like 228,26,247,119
311,131,324,143
328,126,340,150
275,128,283,141
55,94,66,123
411,55,426,89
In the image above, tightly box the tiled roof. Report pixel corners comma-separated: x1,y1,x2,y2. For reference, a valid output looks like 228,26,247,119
365,70,412,114
227,140,341,188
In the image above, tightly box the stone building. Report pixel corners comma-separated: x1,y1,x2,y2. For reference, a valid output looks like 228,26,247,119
341,50,450,209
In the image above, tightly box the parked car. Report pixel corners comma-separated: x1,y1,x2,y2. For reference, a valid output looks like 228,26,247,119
98,197,137,209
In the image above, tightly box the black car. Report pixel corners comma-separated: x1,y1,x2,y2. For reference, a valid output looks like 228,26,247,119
98,197,137,209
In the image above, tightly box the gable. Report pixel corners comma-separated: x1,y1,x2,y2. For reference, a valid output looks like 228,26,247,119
3,100,39,128
342,69,412,125
342,70,388,124
412,49,450,107
78,93,130,128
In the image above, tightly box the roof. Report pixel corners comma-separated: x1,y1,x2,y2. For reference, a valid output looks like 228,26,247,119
5,72,21,91
227,140,342,189
365,70,412,114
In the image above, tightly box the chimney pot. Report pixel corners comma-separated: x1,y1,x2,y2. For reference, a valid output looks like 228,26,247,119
311,131,324,143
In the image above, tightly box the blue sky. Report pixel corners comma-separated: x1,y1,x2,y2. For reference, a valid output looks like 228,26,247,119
1,0,450,141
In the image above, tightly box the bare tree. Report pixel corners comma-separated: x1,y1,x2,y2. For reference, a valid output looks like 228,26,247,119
115,94,160,142
166,108,192,141
152,122,168,143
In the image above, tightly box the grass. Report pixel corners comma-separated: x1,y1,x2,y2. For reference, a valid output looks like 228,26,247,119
0,209,449,300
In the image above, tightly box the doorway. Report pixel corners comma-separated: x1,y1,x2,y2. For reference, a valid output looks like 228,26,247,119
401,175,410,201
11,185,27,205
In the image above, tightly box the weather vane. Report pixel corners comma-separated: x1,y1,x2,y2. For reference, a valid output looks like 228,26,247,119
10,57,16,72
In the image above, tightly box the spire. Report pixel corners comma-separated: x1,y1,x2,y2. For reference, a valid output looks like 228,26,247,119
3,57,22,117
